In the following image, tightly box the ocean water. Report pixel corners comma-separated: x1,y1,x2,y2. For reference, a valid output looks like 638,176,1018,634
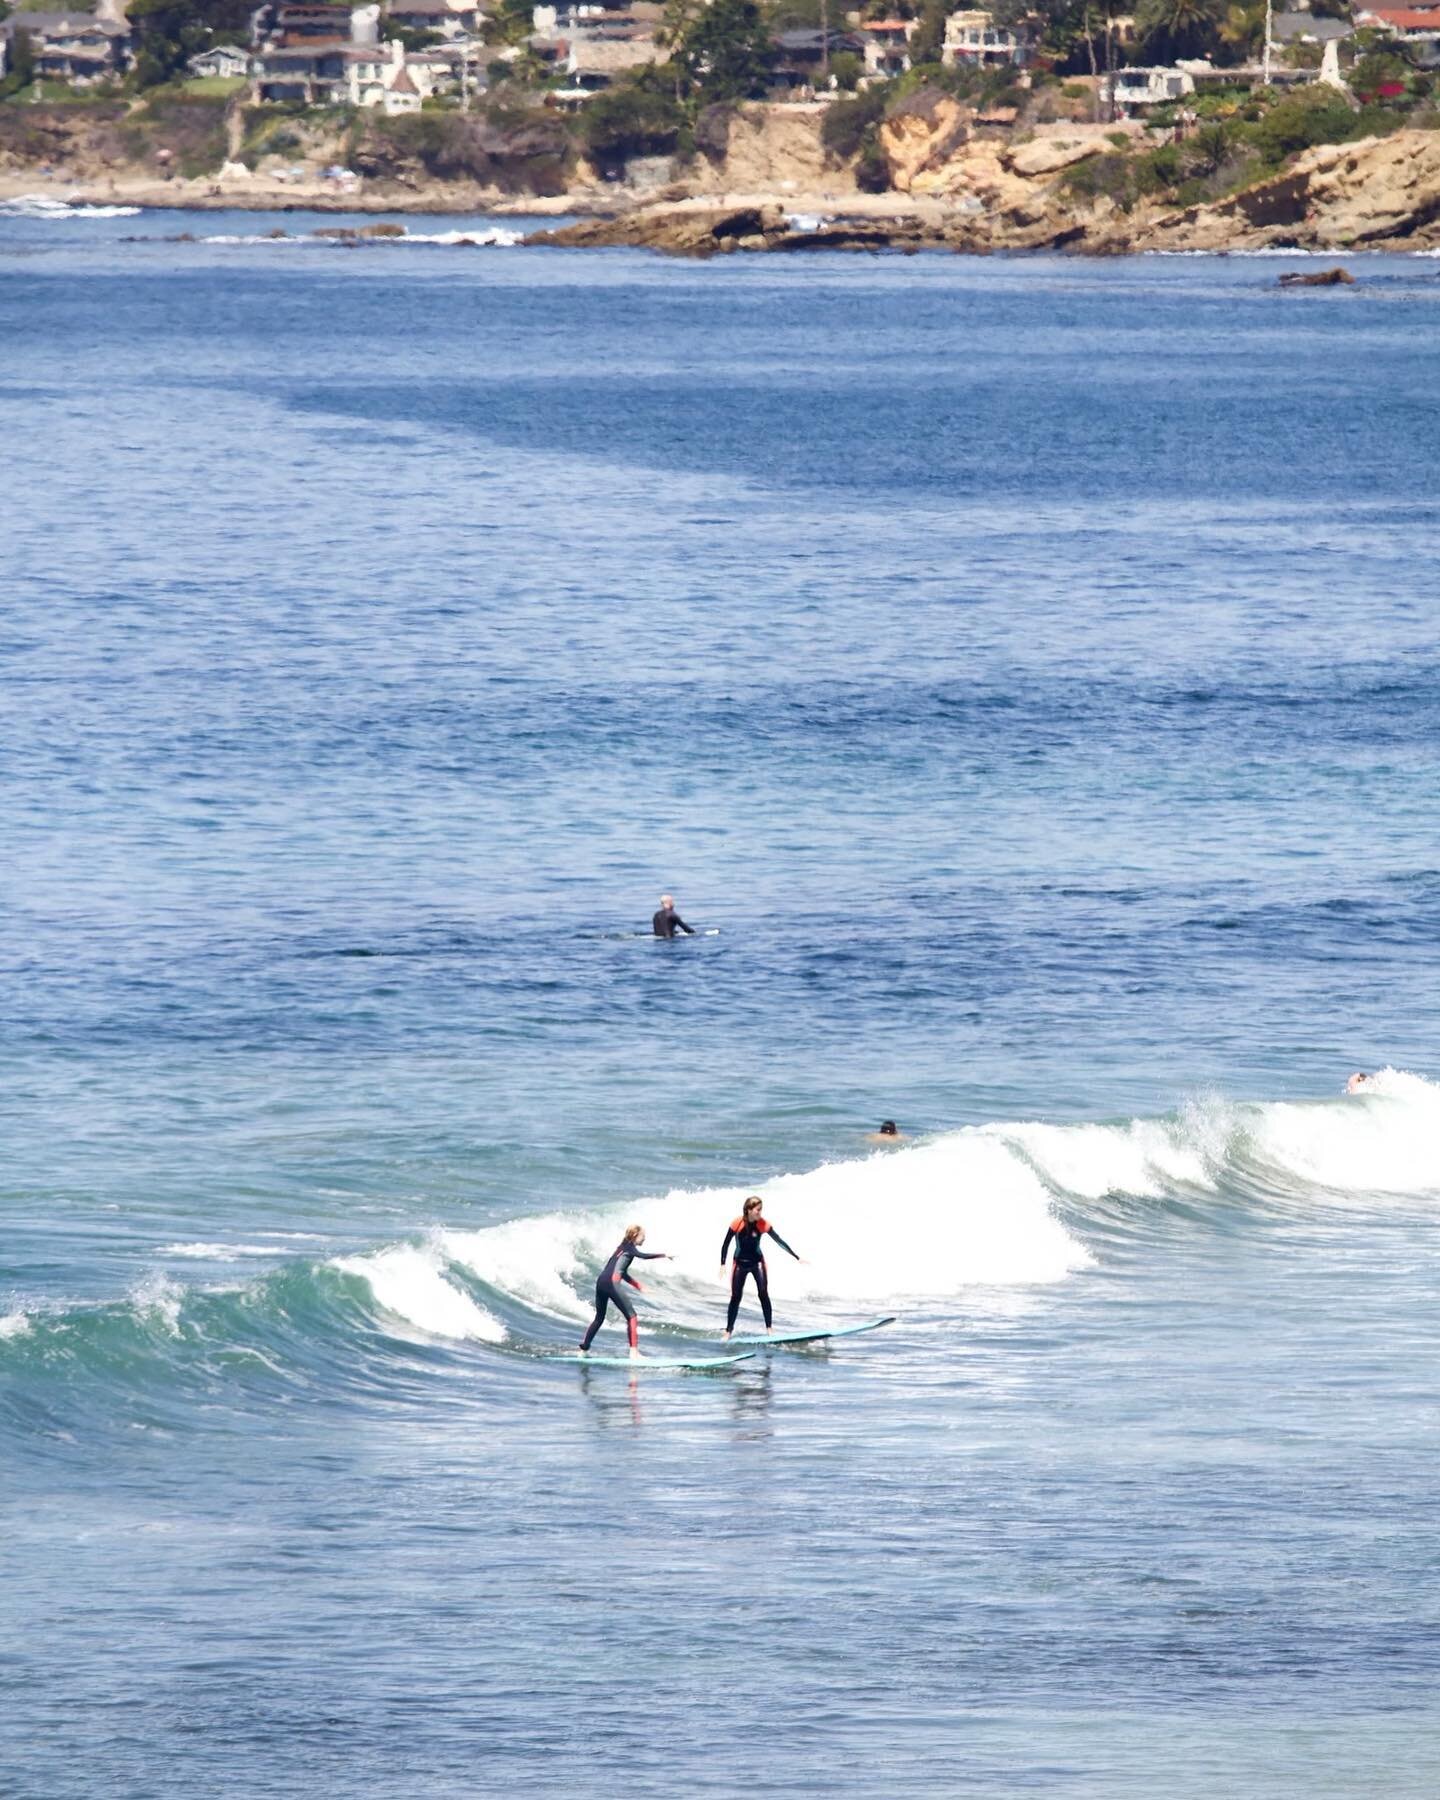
4,206,1440,1797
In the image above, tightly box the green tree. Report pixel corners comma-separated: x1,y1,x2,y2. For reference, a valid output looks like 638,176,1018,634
1,21,34,93
829,49,862,89
674,0,773,102
908,0,947,65
1217,0,1265,61
1134,0,1224,61
127,0,252,89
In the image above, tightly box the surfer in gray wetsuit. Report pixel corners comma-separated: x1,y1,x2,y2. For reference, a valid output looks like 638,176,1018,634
579,1225,671,1357
652,894,695,938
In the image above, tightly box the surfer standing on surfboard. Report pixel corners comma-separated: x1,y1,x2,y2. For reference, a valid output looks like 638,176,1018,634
721,1196,802,1339
579,1225,671,1359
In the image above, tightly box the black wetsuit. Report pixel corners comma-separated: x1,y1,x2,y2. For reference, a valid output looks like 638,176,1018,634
652,906,695,939
720,1216,798,1333
580,1239,664,1351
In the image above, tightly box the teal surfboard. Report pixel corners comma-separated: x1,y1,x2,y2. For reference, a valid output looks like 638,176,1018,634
551,1351,755,1370
724,1315,896,1348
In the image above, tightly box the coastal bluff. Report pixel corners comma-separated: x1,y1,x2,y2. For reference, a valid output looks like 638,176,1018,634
526,129,1440,257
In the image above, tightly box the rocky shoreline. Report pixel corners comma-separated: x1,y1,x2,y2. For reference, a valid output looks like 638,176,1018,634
7,126,1440,257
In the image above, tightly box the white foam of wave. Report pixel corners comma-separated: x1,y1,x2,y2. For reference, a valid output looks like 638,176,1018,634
161,1242,282,1260
990,1070,1440,1204
0,194,140,219
332,1244,505,1344
440,1132,1091,1332
131,1273,185,1336
406,228,522,247
1245,1068,1440,1196
0,1310,31,1340
199,227,521,248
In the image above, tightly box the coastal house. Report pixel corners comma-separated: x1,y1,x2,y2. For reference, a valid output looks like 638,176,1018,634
1,12,130,85
188,44,253,78
250,2,384,99
1101,63,1196,112
940,9,1030,68
251,3,381,48
383,0,484,40
1271,10,1354,46
1354,2,1440,61
861,18,916,78
769,26,867,93
347,37,434,105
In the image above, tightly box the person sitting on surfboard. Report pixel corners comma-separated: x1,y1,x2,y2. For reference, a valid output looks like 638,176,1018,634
721,1196,801,1339
579,1225,671,1359
652,894,695,939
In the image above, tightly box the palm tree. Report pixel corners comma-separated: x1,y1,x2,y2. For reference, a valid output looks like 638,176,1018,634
1136,0,1224,60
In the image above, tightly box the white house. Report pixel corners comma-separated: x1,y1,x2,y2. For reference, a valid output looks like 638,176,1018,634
347,37,431,106
1102,64,1196,112
188,43,252,77
941,9,1030,67
861,18,915,77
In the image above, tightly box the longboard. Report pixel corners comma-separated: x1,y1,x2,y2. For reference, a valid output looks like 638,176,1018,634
551,1351,755,1369
725,1315,896,1348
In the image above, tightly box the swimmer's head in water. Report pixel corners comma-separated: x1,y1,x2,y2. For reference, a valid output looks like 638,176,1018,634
660,894,674,908
1346,1073,1371,1094
879,1121,898,1136
623,1224,646,1246
742,1196,763,1221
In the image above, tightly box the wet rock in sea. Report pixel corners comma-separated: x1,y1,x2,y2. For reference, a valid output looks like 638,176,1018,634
1278,267,1355,288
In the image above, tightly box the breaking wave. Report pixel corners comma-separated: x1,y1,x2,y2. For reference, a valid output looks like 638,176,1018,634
4,1072,1436,1428
0,194,140,219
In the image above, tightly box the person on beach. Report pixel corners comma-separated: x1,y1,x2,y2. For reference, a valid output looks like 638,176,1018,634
867,1120,903,1144
721,1195,802,1338
652,894,695,939
579,1225,671,1359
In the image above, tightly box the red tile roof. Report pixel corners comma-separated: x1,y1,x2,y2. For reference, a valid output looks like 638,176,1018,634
1357,4,1440,22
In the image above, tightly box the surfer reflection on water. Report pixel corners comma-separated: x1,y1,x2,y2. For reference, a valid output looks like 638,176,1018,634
579,1225,672,1360
721,1196,804,1339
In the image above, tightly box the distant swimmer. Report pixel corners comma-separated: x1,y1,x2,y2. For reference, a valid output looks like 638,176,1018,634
652,894,696,939
579,1225,672,1359
1346,1072,1373,1094
721,1195,802,1339
867,1120,904,1145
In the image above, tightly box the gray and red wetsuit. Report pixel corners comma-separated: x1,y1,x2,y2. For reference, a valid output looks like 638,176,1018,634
721,1215,798,1333
581,1238,664,1351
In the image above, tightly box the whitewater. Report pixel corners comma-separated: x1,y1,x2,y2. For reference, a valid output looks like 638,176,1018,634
6,1073,1436,1413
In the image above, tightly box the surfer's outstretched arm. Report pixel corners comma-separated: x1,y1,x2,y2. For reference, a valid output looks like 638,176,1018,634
720,1226,736,1266
767,1227,800,1261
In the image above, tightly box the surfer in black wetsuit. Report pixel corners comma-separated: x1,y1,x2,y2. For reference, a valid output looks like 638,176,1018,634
652,894,695,939
721,1195,801,1338
579,1224,671,1357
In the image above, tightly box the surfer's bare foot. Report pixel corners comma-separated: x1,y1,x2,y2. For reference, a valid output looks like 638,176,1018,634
628,1348,642,1361
722,1330,731,1341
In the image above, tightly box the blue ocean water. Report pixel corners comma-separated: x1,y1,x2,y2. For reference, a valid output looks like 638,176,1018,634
4,203,1440,1797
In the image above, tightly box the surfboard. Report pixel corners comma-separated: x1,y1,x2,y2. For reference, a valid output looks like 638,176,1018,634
551,1351,756,1369
724,1316,896,1348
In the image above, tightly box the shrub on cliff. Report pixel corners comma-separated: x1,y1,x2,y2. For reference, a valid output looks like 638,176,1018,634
123,90,231,175
577,75,685,166
1241,85,1368,166
821,86,885,161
